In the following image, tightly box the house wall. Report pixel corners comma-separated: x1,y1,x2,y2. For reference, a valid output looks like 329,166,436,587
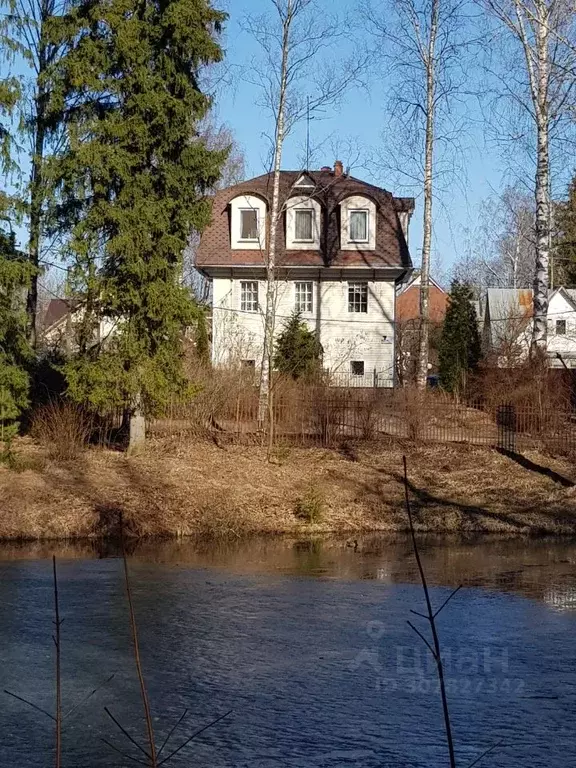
548,292,576,366
211,272,396,385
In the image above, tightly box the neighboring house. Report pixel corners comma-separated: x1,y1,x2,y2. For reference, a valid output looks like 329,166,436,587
483,287,576,367
395,273,448,381
396,272,448,325
42,298,116,351
196,161,414,386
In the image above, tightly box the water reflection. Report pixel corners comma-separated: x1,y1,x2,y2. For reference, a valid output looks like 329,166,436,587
3,533,575,609
0,536,576,767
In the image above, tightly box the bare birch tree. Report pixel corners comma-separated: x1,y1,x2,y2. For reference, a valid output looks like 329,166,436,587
480,0,576,354
452,185,536,290
244,0,367,432
0,0,71,348
364,0,474,388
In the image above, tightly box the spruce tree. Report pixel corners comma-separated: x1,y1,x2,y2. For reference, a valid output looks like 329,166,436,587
0,230,33,444
438,281,481,394
273,312,322,380
555,174,576,286
49,0,228,448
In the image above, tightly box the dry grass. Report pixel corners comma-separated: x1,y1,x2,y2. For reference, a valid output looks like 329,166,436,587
1,436,576,540
31,402,94,460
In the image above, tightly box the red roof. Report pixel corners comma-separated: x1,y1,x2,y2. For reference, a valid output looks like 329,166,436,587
197,169,414,270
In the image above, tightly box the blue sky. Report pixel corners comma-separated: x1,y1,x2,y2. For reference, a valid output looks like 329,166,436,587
214,0,507,280
4,0,544,282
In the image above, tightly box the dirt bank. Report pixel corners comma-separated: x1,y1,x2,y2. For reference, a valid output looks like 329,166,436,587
2,438,576,540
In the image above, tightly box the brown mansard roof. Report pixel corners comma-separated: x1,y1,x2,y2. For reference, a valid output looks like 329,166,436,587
196,168,414,270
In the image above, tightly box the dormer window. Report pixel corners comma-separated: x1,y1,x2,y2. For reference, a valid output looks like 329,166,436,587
349,210,368,243
230,194,266,250
340,195,376,251
240,209,259,241
286,195,321,250
294,209,314,242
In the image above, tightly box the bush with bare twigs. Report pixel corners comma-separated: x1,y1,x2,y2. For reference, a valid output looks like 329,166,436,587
32,401,94,460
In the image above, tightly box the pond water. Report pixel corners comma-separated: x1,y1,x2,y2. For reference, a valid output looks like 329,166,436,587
1,535,576,767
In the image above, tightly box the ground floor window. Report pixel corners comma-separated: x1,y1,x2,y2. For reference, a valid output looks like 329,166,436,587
556,319,567,335
240,281,259,312
295,281,313,313
351,360,365,376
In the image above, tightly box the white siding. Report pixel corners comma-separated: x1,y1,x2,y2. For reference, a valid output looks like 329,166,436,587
212,273,396,385
548,291,576,365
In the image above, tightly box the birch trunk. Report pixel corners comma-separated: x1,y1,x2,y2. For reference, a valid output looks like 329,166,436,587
257,2,291,430
415,0,438,389
532,2,550,354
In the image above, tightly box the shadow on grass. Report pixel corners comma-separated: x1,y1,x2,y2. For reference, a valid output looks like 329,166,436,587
497,448,576,489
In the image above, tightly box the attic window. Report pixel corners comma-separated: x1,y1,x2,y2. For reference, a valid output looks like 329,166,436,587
294,174,314,188
349,210,368,242
240,209,259,241
556,319,567,335
294,209,314,241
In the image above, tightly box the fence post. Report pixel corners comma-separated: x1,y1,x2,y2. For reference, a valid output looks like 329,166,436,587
373,368,377,389
496,403,516,453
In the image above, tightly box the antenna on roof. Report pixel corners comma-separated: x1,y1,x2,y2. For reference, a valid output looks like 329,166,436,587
306,96,310,171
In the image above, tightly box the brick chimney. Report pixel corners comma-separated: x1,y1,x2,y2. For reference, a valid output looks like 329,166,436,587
334,160,344,177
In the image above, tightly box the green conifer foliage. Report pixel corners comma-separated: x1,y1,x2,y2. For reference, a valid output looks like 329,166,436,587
0,230,32,442
438,281,481,393
49,0,228,417
555,175,576,286
273,312,322,380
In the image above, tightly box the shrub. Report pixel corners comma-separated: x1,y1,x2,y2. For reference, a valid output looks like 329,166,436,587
295,485,325,523
32,401,94,460
273,311,322,379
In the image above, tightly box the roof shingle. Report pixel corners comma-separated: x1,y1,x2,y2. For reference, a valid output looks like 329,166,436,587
197,169,414,270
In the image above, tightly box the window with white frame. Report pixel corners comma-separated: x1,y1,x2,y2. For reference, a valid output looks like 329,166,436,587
348,282,368,313
557,319,567,335
294,209,314,241
240,281,259,312
240,209,259,241
351,361,365,376
349,210,369,242
295,282,313,313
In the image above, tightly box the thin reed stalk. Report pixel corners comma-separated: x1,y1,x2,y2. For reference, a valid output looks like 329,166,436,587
53,556,62,768
402,456,457,768
121,524,157,766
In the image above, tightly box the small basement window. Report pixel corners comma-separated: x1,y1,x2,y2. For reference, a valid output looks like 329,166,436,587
556,319,567,335
240,209,259,241
351,361,365,377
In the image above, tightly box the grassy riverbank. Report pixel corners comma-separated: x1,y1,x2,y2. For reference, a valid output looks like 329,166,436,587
2,438,576,540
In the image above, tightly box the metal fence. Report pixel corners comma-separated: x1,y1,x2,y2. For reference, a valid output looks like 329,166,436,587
149,387,576,457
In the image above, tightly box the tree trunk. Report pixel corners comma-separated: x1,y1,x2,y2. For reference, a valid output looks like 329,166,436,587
257,2,291,431
415,0,438,389
128,395,146,453
26,3,50,349
532,83,550,350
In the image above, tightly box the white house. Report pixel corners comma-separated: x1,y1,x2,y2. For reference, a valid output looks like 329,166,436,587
483,287,576,367
42,298,117,351
196,162,414,386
